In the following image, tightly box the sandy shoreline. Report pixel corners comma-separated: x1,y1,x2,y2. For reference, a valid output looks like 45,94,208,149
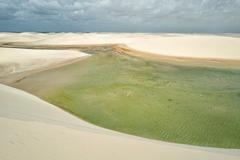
0,47,90,84
1,33,240,71
1,84,239,160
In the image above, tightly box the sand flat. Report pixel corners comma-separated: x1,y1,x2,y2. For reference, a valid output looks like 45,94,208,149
0,84,240,160
1,33,240,60
22,33,240,60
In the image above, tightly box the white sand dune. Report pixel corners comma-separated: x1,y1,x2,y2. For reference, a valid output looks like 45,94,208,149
0,47,89,77
0,84,240,160
0,32,50,43
0,33,240,159
1,33,239,60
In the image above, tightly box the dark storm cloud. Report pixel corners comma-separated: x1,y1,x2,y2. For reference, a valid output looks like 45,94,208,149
28,1,61,16
0,0,240,32
0,0,18,20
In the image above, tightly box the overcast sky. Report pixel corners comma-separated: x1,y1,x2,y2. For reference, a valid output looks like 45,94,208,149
0,0,240,32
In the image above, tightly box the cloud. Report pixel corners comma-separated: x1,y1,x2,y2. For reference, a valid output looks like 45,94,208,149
0,0,19,20
27,0,61,16
0,0,240,32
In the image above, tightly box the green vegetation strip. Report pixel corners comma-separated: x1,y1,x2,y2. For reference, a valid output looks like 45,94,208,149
13,50,240,148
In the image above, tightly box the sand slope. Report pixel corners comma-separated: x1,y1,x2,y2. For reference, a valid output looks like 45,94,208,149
0,47,89,79
0,84,239,160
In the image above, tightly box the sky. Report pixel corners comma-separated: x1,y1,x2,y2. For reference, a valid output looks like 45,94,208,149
0,0,240,32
